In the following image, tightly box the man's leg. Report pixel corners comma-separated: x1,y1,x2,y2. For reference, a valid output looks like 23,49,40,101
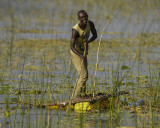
70,50,88,98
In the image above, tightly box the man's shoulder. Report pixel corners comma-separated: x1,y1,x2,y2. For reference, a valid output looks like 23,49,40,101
88,20,94,24
72,23,79,30
88,20,95,27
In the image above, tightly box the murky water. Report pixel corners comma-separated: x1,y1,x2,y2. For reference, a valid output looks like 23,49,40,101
0,0,160,41
0,0,160,128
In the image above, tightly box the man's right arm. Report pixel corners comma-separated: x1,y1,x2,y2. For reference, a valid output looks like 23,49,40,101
70,28,85,60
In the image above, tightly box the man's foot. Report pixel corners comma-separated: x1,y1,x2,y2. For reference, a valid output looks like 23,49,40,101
74,94,91,100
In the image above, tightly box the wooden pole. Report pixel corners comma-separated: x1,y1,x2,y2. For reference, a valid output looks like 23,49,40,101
93,17,113,98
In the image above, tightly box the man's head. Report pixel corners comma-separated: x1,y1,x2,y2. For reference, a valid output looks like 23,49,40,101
77,10,88,25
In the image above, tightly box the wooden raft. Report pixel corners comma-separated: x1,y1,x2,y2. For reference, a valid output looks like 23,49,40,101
42,91,129,110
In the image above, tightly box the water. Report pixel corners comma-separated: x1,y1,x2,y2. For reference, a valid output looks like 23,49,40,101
0,0,160,41
0,0,160,128
0,38,159,127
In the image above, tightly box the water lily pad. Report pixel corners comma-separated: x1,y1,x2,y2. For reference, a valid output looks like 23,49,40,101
30,90,42,95
129,75,135,78
11,98,19,102
98,68,105,71
136,76,148,79
136,76,148,83
121,65,131,70
4,110,10,117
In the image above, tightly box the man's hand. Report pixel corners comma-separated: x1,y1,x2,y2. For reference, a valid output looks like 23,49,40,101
84,39,88,50
80,55,85,61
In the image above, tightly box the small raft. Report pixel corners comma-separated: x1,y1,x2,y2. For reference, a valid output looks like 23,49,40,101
44,91,129,111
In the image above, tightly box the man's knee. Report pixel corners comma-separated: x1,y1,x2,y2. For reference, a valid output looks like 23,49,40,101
80,72,88,81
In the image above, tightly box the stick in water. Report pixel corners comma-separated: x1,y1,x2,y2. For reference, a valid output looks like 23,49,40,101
93,16,113,98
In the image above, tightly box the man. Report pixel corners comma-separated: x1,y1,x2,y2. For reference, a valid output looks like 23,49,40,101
70,10,97,98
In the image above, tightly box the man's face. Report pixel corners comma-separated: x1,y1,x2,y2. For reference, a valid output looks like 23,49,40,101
78,12,88,25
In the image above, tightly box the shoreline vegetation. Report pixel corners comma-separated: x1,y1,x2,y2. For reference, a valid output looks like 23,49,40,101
0,36,159,127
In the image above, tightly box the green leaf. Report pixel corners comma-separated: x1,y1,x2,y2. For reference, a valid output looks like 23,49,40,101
121,65,131,70
137,76,148,79
11,98,19,102
98,67,105,71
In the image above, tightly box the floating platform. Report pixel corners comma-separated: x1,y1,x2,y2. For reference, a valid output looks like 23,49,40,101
43,91,129,111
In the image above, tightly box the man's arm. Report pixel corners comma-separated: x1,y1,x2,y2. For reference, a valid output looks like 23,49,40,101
88,21,97,43
70,28,85,60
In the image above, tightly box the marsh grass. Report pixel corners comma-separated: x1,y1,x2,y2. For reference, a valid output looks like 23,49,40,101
0,37,159,127
0,0,160,127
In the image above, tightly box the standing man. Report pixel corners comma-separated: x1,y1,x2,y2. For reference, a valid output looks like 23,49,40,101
70,10,97,98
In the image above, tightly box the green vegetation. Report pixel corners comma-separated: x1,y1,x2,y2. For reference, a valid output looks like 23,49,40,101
0,0,159,127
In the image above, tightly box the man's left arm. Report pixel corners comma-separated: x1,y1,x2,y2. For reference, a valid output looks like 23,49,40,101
88,21,97,43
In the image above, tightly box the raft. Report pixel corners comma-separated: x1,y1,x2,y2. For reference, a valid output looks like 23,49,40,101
44,91,129,111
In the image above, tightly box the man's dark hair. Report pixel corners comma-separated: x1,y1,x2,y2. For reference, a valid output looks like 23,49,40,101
77,10,87,17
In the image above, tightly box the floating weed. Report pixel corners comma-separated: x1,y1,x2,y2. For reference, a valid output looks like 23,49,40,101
0,84,12,91
0,0,159,127
0,90,4,95
136,76,148,83
98,67,105,71
121,65,131,70
128,75,136,78
126,82,137,85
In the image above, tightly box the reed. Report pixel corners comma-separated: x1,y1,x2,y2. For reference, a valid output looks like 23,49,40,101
93,16,113,97
0,0,159,127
